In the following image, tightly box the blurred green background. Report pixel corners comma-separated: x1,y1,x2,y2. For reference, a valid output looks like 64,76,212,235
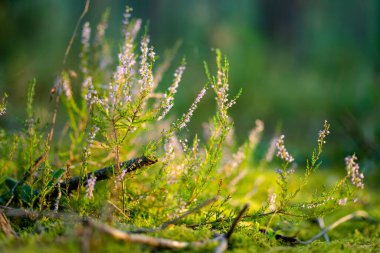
0,0,379,178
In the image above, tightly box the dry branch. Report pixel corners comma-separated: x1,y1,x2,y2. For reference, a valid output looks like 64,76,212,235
317,217,330,242
49,155,157,199
225,204,249,239
298,210,371,244
0,206,77,221
0,209,18,238
85,203,250,252
5,155,157,207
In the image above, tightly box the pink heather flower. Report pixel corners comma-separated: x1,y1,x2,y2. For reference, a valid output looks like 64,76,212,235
163,137,175,162
130,19,142,40
138,36,154,93
81,22,91,51
83,77,99,107
157,63,186,121
168,163,184,184
275,166,295,179
118,158,141,182
338,198,347,206
248,119,264,148
112,18,141,105
108,82,119,108
87,125,99,147
95,19,108,45
345,154,364,189
229,147,245,172
62,77,72,99
114,19,141,84
268,192,277,212
83,125,99,158
265,136,277,162
122,6,133,26
275,135,294,163
179,88,207,129
318,120,330,145
85,174,97,199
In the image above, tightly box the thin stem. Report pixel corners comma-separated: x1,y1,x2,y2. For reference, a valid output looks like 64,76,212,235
299,211,369,244
131,196,219,233
225,204,249,239
317,217,330,242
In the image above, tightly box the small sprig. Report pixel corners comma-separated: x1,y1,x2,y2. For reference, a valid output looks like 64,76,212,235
81,22,91,52
306,120,331,176
345,154,364,189
82,77,100,107
80,22,91,75
178,87,207,129
157,61,186,121
275,135,294,163
85,174,97,199
318,120,330,146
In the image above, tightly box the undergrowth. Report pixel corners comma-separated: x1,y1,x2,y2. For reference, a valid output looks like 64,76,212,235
0,6,376,253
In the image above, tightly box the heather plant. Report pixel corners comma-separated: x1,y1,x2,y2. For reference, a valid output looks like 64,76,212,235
0,5,377,253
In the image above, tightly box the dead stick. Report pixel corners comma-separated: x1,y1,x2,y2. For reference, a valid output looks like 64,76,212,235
48,156,157,199
225,204,249,240
317,217,330,242
209,203,250,253
85,217,200,249
0,206,75,221
85,204,249,251
0,210,18,238
62,0,90,66
299,210,370,244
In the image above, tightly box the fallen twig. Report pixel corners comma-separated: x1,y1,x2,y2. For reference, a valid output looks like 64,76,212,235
2,203,249,251
0,209,18,238
0,206,76,221
225,204,249,239
317,217,330,242
298,210,371,244
85,203,250,252
48,155,157,199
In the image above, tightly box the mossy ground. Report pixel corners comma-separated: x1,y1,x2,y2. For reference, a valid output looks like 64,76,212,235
1,169,378,253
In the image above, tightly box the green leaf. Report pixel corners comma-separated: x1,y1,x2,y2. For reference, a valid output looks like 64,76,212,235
52,168,65,180
19,184,33,203
5,177,18,190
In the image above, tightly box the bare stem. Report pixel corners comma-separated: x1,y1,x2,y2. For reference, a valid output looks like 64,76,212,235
84,203,249,251
299,211,370,244
317,217,330,242
225,204,249,239
131,196,219,233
